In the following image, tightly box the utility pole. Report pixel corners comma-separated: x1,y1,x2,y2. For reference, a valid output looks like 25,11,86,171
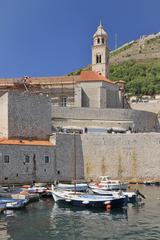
115,33,118,50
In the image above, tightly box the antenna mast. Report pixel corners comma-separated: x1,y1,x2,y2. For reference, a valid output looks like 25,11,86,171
115,33,118,50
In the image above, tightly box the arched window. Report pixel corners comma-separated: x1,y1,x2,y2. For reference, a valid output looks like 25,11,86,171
102,38,104,44
96,54,101,63
97,38,100,44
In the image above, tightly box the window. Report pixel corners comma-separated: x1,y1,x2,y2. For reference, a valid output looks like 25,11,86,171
4,155,9,163
25,155,30,163
45,156,50,163
61,97,67,107
96,54,101,63
102,38,104,44
97,38,100,44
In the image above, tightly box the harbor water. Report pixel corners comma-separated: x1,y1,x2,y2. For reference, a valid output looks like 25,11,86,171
0,186,160,240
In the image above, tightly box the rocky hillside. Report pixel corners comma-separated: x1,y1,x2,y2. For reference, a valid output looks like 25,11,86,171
69,33,160,96
110,32,160,64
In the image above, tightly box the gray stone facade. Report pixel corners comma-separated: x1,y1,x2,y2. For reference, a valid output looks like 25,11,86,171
0,92,52,140
74,81,121,108
0,143,55,184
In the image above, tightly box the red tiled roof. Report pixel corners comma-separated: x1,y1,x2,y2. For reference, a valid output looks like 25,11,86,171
0,139,54,146
0,71,115,86
79,71,115,84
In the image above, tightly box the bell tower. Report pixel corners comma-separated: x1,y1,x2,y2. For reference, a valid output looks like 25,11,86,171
92,22,109,78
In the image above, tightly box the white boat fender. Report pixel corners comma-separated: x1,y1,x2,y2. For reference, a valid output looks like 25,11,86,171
82,201,89,204
65,199,71,202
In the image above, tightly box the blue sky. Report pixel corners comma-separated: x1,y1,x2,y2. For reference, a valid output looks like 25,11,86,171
0,0,159,78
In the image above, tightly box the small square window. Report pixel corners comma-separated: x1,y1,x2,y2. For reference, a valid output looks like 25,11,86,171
61,97,67,107
45,156,50,163
25,155,30,163
4,155,9,163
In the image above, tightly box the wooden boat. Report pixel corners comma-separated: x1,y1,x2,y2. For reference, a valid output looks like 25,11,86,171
89,176,128,191
51,187,127,210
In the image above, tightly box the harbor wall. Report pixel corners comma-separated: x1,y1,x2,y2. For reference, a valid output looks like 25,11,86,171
56,133,160,181
1,133,160,183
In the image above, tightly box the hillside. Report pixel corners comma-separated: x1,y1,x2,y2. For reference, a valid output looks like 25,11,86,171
68,33,160,96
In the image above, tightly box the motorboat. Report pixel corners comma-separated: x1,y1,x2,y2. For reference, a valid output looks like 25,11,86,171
51,186,127,210
89,176,128,191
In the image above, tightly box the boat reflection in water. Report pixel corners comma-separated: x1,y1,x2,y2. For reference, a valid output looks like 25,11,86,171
50,202,128,222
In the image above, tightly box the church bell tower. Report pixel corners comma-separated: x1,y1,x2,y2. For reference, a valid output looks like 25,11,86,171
92,22,109,78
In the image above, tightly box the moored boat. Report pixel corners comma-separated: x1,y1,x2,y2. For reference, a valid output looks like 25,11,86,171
89,176,128,191
55,182,88,192
90,188,138,204
0,198,28,210
51,187,127,210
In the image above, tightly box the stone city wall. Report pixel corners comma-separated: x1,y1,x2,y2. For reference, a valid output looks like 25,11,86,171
1,133,160,183
131,102,160,115
56,133,160,181
52,107,159,132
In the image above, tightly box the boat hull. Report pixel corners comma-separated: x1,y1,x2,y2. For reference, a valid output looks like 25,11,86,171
52,190,127,209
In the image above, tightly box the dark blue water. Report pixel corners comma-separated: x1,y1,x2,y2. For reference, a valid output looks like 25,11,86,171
0,186,160,240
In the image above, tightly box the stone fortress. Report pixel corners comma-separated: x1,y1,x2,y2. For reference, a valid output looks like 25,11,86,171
0,23,160,184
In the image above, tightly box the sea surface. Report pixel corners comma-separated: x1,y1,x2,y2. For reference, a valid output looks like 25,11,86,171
0,186,160,240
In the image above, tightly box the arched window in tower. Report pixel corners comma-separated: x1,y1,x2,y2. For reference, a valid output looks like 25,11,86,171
96,54,101,63
97,38,100,44
96,55,98,63
102,38,104,44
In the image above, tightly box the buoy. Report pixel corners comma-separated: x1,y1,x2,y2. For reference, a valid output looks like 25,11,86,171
105,201,111,211
105,204,111,211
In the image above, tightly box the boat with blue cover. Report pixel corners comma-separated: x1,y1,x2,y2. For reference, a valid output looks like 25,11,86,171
0,198,29,209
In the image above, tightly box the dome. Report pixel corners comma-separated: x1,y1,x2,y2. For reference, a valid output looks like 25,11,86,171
93,23,108,38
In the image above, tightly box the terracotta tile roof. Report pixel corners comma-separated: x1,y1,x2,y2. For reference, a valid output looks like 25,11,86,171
0,71,115,86
79,71,115,84
0,139,54,146
0,76,80,86
26,75,80,85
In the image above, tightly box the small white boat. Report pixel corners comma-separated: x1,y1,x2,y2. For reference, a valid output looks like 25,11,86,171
89,176,128,191
90,188,137,203
55,183,88,192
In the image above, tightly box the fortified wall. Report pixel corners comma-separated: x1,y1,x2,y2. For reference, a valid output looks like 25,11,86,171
52,107,159,132
55,133,160,181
